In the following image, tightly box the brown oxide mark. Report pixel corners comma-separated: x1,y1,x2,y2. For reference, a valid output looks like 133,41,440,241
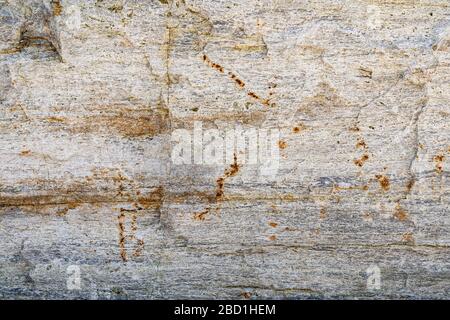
133,239,145,257
353,154,369,167
433,154,445,173
201,54,272,107
247,92,270,106
229,72,245,88
268,83,277,97
362,212,373,222
106,113,168,138
406,178,415,193
193,208,209,221
46,116,66,123
375,174,390,191
193,154,240,220
203,54,224,73
117,209,145,261
130,213,138,233
268,221,278,228
278,140,287,150
118,211,127,262
356,138,367,149
358,66,373,79
240,292,252,299
216,153,240,202
268,235,277,241
170,190,216,205
112,172,127,197
51,0,62,16
19,150,31,156
293,124,306,133
108,3,123,13
136,186,164,210
393,203,409,221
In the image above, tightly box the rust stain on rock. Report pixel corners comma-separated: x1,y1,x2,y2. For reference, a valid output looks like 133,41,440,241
19,150,31,156
118,211,127,262
201,54,271,107
433,154,445,173
406,178,415,193
192,154,240,217
102,113,168,138
293,124,306,133
375,174,390,191
393,203,409,221
230,74,245,88
117,209,145,261
133,239,145,257
136,186,164,209
247,92,270,106
46,116,66,123
358,66,373,79
203,54,224,73
356,138,367,149
240,292,252,299
353,154,369,167
216,153,239,202
193,208,209,221
51,0,62,16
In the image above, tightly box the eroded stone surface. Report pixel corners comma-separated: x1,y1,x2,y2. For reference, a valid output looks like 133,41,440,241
0,0,449,299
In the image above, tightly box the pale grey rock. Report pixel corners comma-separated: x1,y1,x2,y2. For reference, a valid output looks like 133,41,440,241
0,0,449,299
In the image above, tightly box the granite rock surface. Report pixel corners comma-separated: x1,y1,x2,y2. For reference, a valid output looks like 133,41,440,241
0,0,449,299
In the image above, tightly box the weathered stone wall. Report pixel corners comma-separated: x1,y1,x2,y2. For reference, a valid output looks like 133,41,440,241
0,0,449,299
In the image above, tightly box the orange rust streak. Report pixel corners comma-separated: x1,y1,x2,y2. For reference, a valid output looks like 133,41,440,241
118,212,127,262
216,153,240,201
193,208,209,221
393,203,409,221
433,154,445,173
353,154,369,167
278,140,287,150
201,54,272,107
375,175,390,191
52,0,62,15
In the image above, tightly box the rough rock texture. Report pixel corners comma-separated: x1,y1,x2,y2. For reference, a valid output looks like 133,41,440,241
0,0,449,299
